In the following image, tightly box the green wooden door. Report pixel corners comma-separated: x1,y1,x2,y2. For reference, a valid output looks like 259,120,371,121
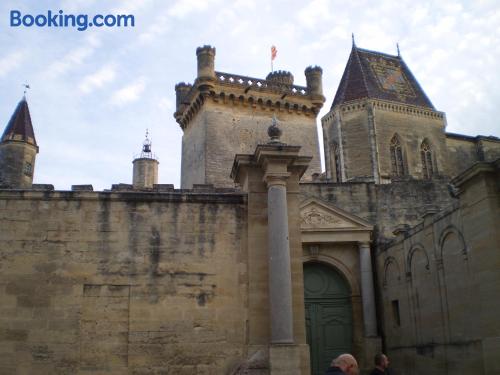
304,263,352,375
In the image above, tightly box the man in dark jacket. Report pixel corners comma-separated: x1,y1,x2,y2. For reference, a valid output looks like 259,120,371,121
325,353,359,375
369,353,389,375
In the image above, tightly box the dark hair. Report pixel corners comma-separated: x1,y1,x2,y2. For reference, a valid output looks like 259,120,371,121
374,354,385,366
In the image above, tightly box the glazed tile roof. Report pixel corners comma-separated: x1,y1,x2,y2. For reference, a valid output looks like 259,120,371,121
331,45,435,110
1,98,37,146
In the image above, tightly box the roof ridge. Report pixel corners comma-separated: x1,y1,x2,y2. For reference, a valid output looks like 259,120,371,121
352,45,372,98
338,50,353,105
356,46,400,59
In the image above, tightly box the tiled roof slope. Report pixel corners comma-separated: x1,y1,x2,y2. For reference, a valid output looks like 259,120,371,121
1,98,37,146
331,45,435,110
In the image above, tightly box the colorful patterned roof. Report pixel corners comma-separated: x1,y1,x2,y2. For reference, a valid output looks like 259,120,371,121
1,98,37,146
331,45,435,110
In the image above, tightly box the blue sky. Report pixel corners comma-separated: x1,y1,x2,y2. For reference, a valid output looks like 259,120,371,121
1,0,499,190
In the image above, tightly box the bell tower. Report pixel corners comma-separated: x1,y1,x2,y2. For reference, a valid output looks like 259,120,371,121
132,130,159,189
0,97,39,188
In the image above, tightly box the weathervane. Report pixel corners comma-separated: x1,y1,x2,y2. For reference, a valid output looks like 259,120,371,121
22,83,30,98
397,43,401,57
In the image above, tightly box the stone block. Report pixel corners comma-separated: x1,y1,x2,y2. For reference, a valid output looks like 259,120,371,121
269,344,302,375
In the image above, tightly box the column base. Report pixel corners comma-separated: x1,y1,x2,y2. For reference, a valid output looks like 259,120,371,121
359,337,382,374
269,344,310,375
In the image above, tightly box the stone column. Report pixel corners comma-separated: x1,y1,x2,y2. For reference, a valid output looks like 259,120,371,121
358,241,377,337
265,174,294,344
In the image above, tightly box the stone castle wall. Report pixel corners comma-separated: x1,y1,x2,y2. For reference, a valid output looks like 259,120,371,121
0,141,37,188
322,101,448,183
299,178,456,243
0,189,248,374
372,105,447,179
445,135,500,177
181,99,322,189
376,160,500,375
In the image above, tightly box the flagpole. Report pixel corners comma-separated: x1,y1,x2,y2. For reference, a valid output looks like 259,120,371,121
271,45,277,73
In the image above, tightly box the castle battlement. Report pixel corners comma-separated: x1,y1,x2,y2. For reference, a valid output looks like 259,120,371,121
175,70,323,130
174,46,325,131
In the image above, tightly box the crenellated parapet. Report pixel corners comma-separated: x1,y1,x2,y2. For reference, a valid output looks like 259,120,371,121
195,45,216,93
266,70,294,86
304,65,325,106
174,46,325,131
174,82,193,121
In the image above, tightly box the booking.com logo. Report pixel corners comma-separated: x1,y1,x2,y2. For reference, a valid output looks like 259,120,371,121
10,10,135,31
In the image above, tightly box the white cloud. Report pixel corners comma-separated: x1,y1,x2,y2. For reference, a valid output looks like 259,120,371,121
110,77,146,106
0,50,26,78
168,0,221,18
158,97,173,111
79,64,116,94
297,0,332,29
45,34,101,77
138,12,172,44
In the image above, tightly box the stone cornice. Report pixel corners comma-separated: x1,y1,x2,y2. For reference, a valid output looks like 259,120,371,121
0,189,247,204
321,98,445,124
451,158,500,190
175,71,325,131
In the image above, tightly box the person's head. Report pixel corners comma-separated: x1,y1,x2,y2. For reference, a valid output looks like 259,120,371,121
332,353,359,375
374,353,389,369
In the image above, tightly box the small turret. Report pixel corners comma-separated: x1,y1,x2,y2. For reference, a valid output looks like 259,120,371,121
132,130,159,189
266,70,294,86
0,97,39,188
305,66,325,107
196,45,216,92
174,82,193,120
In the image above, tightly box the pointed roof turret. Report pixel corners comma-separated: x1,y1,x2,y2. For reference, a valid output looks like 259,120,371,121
1,97,37,146
331,44,435,110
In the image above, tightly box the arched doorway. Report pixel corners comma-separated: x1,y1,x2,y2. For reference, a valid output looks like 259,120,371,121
304,262,353,375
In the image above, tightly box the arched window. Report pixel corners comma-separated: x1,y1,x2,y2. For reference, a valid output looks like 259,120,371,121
390,135,405,176
420,140,435,179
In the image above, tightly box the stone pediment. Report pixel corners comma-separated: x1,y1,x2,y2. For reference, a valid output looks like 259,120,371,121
300,198,373,232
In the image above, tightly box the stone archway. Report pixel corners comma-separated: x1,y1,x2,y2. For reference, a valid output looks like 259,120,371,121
300,197,380,372
304,262,353,375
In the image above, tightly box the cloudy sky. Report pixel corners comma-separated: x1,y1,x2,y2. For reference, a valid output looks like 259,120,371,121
1,0,499,190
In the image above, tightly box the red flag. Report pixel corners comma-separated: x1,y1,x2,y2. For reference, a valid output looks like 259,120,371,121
271,45,277,60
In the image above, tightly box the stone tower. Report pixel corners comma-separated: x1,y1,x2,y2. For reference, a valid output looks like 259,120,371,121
322,44,449,183
132,131,159,189
175,45,325,188
0,97,39,188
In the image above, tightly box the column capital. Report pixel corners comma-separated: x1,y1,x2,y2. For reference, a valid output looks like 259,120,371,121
357,241,371,249
263,172,290,188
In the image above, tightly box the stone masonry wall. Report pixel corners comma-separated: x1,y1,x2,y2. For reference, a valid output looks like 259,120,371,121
300,178,456,243
181,111,207,189
0,190,247,374
445,136,480,177
372,107,447,179
375,161,500,374
183,101,321,189
0,141,37,188
326,107,373,180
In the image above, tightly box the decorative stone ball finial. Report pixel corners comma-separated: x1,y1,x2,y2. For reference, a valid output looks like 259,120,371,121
267,114,282,143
